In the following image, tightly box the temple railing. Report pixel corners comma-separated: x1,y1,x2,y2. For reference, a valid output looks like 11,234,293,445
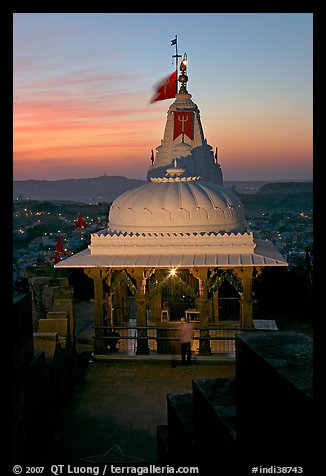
92,325,276,355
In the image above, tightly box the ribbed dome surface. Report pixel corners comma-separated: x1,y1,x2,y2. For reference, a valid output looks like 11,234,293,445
108,179,247,233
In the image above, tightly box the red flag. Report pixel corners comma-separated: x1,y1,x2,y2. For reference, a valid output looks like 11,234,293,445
150,71,177,103
54,251,61,264
54,232,63,264
173,111,194,140
76,212,86,229
56,232,64,253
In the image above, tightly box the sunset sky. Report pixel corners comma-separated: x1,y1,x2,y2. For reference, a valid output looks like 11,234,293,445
13,13,313,181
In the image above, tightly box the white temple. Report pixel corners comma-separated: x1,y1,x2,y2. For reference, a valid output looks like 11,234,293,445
55,51,287,355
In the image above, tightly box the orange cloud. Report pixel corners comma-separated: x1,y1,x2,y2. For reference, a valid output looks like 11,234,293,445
14,69,166,170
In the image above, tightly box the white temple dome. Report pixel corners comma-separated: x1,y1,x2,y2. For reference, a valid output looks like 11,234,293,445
108,177,248,234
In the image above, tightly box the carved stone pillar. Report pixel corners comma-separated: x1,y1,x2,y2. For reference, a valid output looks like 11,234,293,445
107,294,113,326
131,269,152,355
233,267,254,328
150,270,162,321
105,273,113,326
152,286,162,321
110,270,129,325
84,268,111,354
114,280,123,324
190,268,211,355
212,289,219,323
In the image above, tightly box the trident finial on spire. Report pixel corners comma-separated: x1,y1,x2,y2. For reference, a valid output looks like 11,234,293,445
178,53,188,94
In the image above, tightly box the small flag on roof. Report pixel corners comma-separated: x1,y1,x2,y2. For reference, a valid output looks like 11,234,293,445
54,251,61,265
56,232,64,253
76,212,87,229
54,232,64,264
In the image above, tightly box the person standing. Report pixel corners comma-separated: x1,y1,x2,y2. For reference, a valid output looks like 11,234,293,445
178,317,194,365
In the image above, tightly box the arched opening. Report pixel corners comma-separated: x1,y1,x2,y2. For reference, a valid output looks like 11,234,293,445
218,279,240,321
157,270,197,320
161,284,196,320
109,270,137,324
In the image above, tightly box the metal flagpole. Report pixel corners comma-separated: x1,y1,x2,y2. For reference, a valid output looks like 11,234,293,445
172,35,181,94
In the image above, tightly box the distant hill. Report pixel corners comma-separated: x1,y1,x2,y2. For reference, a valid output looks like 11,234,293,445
257,182,313,195
14,175,270,202
239,181,313,216
224,180,271,194
13,175,146,203
13,176,313,213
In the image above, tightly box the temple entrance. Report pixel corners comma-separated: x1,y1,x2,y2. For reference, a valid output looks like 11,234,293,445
161,272,197,320
161,286,195,320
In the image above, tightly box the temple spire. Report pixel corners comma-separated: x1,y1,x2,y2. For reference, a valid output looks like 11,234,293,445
147,47,223,185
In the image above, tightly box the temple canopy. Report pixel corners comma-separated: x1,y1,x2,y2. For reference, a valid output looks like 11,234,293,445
55,233,287,269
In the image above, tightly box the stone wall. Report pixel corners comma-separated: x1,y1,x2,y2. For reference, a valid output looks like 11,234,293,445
13,292,34,375
12,273,77,464
13,351,51,463
236,331,313,469
157,331,313,474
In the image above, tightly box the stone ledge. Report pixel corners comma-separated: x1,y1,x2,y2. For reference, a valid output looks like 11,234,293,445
33,332,59,362
235,331,313,465
236,331,313,398
192,377,236,446
167,393,194,443
167,393,195,464
38,318,68,336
